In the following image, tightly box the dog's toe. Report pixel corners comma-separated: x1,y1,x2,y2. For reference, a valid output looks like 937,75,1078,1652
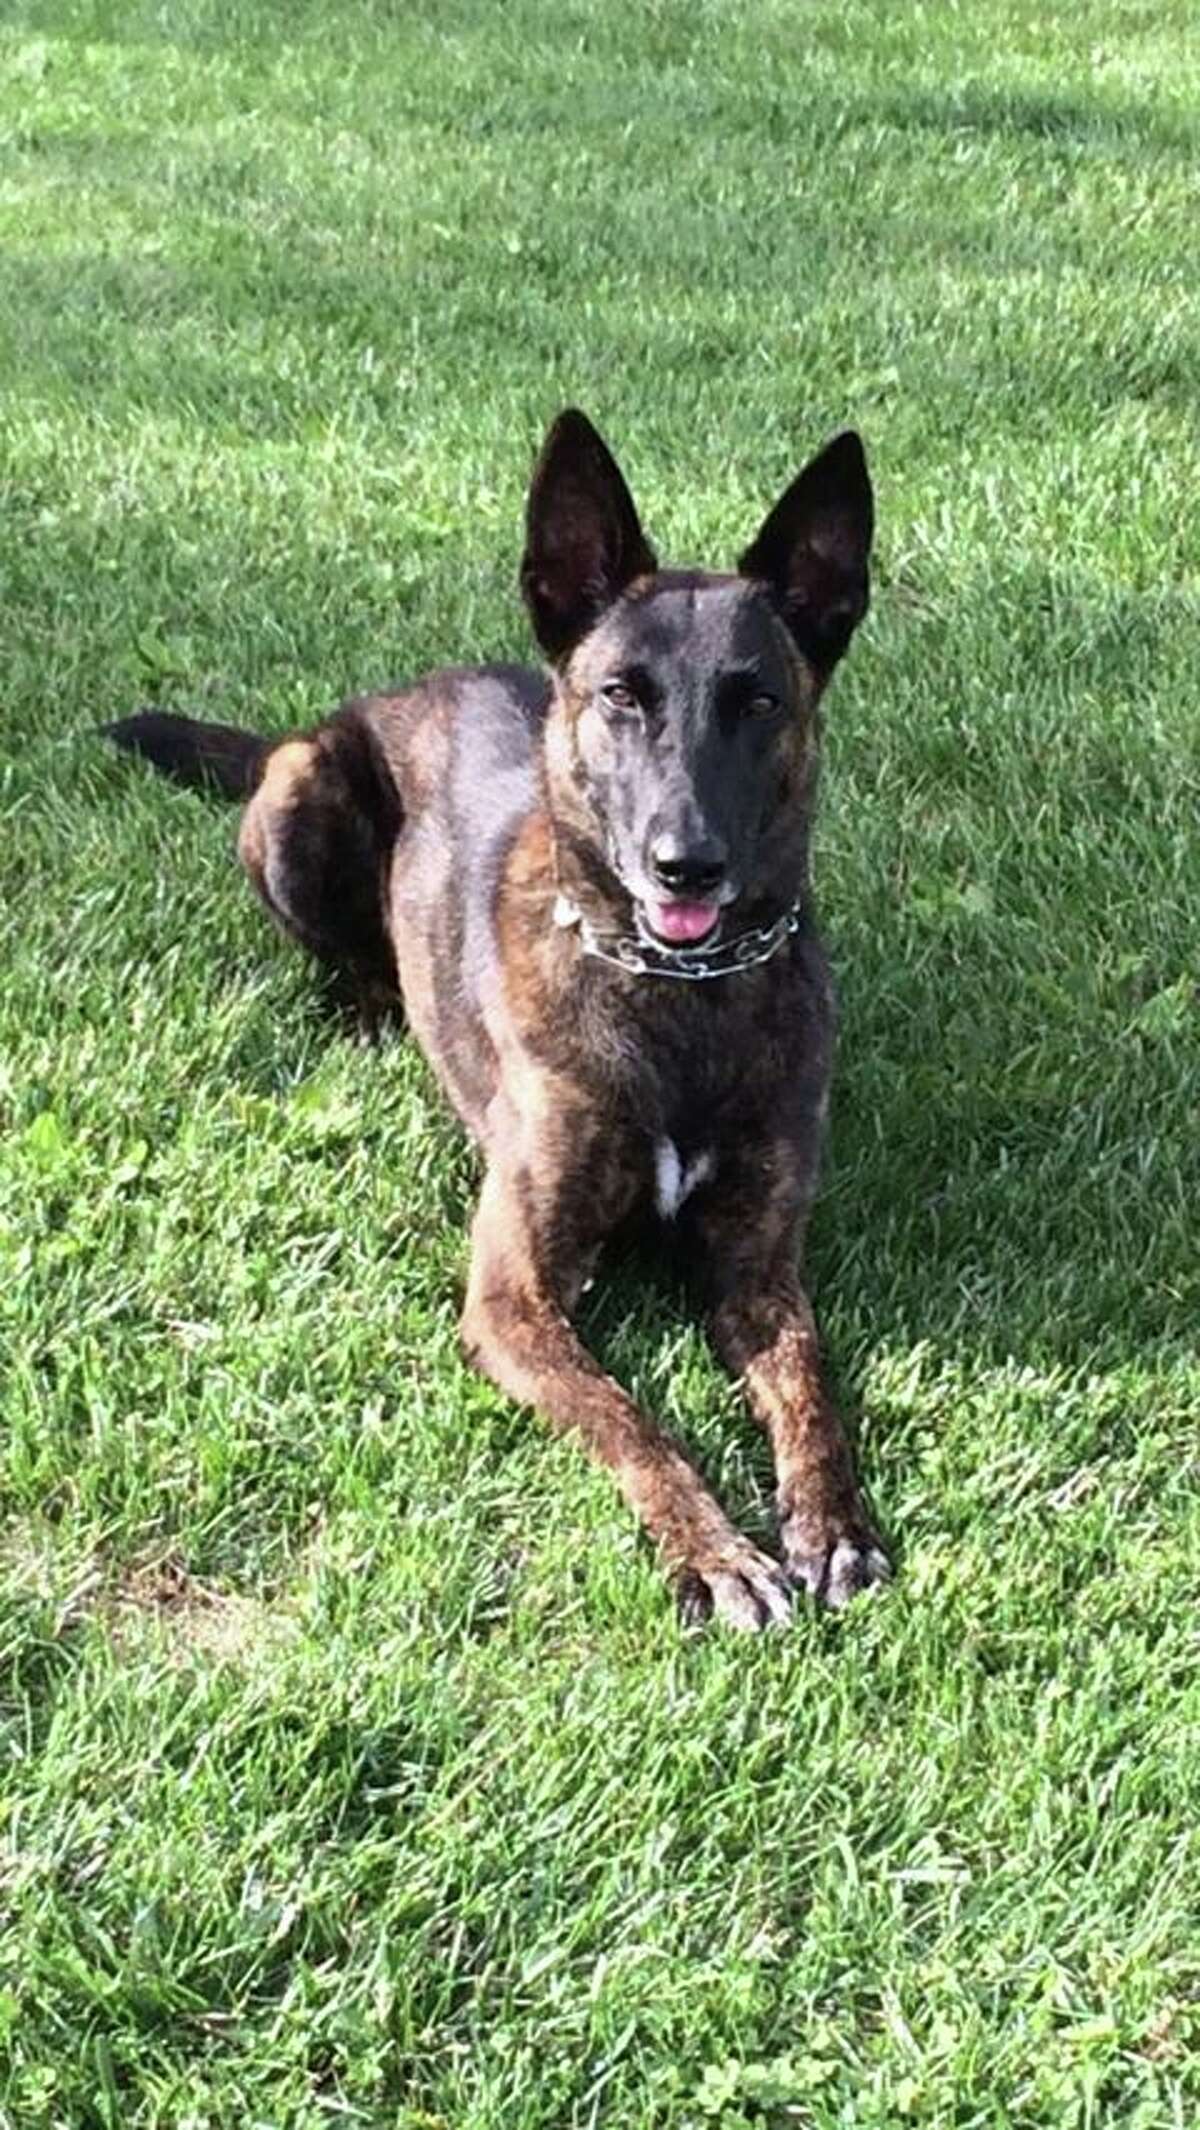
678,1543,793,1632
782,1520,891,1610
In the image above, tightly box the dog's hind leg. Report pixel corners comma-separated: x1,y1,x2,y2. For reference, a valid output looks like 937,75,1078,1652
237,710,403,1034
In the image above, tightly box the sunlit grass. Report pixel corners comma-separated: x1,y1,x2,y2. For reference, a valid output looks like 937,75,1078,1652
2,2,1198,2123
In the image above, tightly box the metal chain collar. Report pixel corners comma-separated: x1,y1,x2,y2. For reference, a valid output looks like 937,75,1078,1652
552,894,802,981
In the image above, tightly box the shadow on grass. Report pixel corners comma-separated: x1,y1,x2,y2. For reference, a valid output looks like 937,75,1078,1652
852,76,1196,158
7,217,1200,457
7,4,1193,1496
18,1,1199,161
83,552,1196,1419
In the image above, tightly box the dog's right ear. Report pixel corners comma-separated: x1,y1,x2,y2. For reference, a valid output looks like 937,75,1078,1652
520,410,658,662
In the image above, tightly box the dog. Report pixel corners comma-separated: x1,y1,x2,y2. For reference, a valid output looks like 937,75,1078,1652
108,409,890,1628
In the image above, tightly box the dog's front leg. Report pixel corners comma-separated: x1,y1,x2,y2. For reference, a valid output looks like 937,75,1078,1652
460,1164,792,1631
690,1167,890,1609
713,1269,890,1608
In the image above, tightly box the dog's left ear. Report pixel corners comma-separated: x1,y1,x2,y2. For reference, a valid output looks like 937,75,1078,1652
521,409,658,662
738,431,874,673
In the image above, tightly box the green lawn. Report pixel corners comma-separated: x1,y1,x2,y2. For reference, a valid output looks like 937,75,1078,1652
2,1,1199,2123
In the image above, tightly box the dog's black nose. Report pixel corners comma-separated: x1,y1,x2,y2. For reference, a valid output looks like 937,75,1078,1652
649,833,727,897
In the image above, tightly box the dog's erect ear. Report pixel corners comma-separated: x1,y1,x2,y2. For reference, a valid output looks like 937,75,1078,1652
738,431,874,673
521,410,658,661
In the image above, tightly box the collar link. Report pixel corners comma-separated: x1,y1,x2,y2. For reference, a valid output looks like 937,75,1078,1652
552,894,801,981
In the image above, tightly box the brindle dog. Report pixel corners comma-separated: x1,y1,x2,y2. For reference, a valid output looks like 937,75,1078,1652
108,410,890,1629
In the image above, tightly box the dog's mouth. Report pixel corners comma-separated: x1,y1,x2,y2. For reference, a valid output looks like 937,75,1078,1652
637,898,723,949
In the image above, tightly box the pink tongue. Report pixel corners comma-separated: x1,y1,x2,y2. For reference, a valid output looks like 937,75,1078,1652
648,900,720,944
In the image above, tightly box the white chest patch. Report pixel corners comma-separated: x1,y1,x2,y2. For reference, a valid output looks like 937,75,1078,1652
654,1139,715,1220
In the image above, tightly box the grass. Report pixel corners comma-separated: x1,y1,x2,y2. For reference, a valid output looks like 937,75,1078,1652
1,0,1198,2122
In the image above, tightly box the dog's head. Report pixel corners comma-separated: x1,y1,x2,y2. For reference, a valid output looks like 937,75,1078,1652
522,409,873,945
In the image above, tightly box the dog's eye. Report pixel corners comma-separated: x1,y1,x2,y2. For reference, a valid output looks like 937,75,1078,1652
744,691,780,719
601,679,639,713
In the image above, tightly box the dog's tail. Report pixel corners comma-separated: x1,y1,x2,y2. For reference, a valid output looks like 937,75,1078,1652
104,709,268,799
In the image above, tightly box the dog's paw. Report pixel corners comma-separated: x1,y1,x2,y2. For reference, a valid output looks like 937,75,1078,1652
676,1539,793,1632
780,1510,891,1610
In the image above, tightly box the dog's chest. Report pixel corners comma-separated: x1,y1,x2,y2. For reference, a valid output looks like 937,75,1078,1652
653,1138,715,1220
